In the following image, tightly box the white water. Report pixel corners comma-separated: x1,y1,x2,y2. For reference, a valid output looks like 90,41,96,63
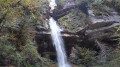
48,0,71,67
48,0,57,12
49,18,71,67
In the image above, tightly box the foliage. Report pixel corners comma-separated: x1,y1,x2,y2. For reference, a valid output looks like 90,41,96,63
0,40,50,67
114,0,120,13
91,0,114,17
104,49,120,67
0,41,16,66
102,0,120,13
59,9,90,32
0,0,40,50
0,0,51,66
96,27,120,67
0,0,120,67
114,26,120,44
93,0,104,5
70,45,97,66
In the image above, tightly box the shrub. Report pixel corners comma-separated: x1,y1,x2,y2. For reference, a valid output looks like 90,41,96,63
93,0,104,5
0,40,51,67
114,0,120,12
0,41,16,66
70,46,97,66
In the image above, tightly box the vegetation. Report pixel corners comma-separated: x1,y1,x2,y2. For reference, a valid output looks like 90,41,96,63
0,0,51,66
0,41,50,67
0,0,120,67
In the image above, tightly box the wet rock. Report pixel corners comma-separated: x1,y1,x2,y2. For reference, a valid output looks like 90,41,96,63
35,21,120,60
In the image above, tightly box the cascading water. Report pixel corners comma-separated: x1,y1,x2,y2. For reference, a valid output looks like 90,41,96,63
48,0,71,67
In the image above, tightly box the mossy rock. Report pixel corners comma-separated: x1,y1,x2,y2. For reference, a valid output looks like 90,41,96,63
59,9,91,32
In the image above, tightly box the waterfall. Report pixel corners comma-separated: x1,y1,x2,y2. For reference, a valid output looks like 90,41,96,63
48,0,71,67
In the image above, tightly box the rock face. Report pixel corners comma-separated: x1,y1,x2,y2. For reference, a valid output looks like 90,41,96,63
37,0,120,66
35,0,120,65
47,0,89,20
35,27,80,59
35,21,120,60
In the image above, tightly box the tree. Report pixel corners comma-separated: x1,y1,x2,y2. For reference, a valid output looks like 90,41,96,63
0,0,41,50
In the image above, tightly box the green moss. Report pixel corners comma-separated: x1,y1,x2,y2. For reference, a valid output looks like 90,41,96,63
59,9,90,32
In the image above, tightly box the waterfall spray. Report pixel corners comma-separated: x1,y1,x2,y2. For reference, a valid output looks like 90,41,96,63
48,0,71,67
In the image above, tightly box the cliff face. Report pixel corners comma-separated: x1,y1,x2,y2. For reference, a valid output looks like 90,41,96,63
35,0,120,66
0,0,120,67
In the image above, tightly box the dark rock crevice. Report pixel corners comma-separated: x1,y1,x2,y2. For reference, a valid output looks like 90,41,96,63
35,21,120,61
